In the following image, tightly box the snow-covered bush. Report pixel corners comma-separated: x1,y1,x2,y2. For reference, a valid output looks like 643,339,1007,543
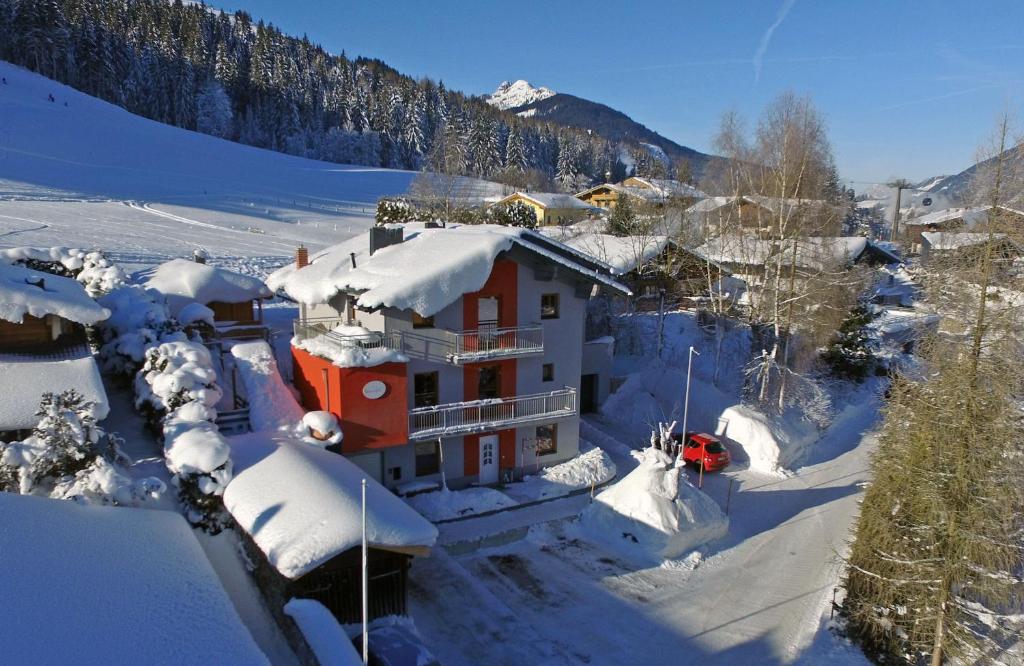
77,251,128,297
1,246,127,296
489,200,538,229
96,286,185,376
300,411,343,446
134,341,231,532
0,390,164,506
375,197,416,226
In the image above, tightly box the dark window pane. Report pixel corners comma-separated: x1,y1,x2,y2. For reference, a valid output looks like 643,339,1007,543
541,293,559,319
536,424,558,456
415,441,440,476
542,363,554,382
414,372,439,407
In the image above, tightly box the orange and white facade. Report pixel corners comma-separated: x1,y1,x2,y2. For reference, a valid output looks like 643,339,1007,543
269,224,628,490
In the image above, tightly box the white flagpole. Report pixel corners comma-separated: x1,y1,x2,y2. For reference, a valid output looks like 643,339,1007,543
680,346,700,466
361,478,369,664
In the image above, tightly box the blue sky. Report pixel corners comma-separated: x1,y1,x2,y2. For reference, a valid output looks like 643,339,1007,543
215,0,1023,186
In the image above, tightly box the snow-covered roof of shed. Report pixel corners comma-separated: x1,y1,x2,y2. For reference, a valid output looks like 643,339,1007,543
540,228,670,274
0,349,109,431
224,433,439,580
625,177,707,200
267,223,629,313
0,493,267,664
903,204,1024,228
0,262,109,325
145,258,272,315
920,231,1012,251
499,191,597,210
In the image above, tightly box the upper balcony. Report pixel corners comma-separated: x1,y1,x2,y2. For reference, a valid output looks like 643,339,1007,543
292,317,544,366
407,387,577,440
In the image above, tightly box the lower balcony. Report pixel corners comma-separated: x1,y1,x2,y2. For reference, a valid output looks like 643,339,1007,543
408,387,577,440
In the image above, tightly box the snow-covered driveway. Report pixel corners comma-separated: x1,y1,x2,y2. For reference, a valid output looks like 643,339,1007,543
409,386,880,665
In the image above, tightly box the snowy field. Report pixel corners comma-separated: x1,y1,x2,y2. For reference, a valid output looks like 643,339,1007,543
0,61,503,275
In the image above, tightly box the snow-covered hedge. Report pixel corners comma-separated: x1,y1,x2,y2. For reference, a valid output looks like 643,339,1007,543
0,246,127,297
0,390,164,506
134,341,232,531
96,285,187,377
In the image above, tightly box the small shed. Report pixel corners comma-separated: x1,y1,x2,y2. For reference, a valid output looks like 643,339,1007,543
0,492,267,664
224,433,438,624
146,258,272,339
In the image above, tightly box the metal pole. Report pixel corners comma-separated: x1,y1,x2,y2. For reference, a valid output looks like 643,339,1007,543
361,478,369,665
680,346,700,465
891,186,903,242
725,477,734,515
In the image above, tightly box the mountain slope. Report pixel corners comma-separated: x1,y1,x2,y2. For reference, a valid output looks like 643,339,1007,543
501,89,713,174
920,143,1024,203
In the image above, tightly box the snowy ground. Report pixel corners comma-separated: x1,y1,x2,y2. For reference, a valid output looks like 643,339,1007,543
409,382,881,665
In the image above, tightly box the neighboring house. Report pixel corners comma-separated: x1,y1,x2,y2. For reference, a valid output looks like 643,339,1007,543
575,178,706,211
685,195,835,237
492,191,600,226
224,432,438,625
901,205,1024,252
919,231,1021,264
267,223,629,490
0,262,110,441
0,492,267,664
145,257,272,339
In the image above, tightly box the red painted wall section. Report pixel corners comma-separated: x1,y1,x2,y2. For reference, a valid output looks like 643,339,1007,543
463,429,517,476
462,259,518,330
291,346,408,454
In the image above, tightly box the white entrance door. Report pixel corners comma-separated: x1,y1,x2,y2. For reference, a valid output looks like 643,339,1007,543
479,435,499,485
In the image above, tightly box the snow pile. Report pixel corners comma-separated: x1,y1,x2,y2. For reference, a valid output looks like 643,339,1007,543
717,404,817,475
301,410,343,446
506,444,616,503
229,341,306,432
134,341,223,417
284,599,362,666
269,224,627,313
578,447,728,564
96,285,185,375
486,79,556,110
294,323,408,368
163,420,231,490
0,492,267,664
0,261,109,325
178,301,216,327
224,432,438,579
405,486,517,522
145,258,271,315
0,351,110,431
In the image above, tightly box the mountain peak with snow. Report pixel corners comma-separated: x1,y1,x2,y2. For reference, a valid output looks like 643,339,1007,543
486,80,556,111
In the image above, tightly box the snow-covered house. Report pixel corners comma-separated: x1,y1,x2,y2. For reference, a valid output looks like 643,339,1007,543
575,179,706,211
267,223,629,490
224,432,438,624
145,257,272,339
685,195,836,237
620,176,706,205
0,262,110,440
0,492,267,664
901,205,1024,253
919,231,1021,264
492,191,600,226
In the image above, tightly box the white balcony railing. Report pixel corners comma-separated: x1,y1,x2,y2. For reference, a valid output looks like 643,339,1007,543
293,318,544,365
408,387,576,440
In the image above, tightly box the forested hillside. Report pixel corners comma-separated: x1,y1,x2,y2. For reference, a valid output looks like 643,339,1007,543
0,0,637,190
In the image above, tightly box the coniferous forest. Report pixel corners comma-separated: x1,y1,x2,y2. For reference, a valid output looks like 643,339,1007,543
0,0,630,189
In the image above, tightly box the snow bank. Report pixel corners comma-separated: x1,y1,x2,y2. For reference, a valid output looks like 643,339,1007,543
179,301,215,327
145,258,271,315
0,492,267,664
506,444,616,503
224,433,438,579
164,420,231,481
0,261,109,325
0,351,109,431
229,341,305,432
717,404,817,475
578,447,728,564
284,599,362,666
405,486,517,521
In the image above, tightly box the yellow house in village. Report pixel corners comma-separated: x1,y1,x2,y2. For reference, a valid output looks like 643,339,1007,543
576,178,706,210
493,191,599,227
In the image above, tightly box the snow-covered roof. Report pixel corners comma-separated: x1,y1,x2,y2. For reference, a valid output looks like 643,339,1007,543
920,231,1012,251
539,228,669,274
145,258,272,315
692,235,866,271
0,492,267,664
499,191,597,210
685,195,828,217
624,177,707,200
0,262,109,325
0,348,109,431
224,433,439,579
267,223,629,313
902,204,1024,229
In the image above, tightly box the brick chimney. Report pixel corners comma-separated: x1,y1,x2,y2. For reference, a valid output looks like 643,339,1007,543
296,245,309,269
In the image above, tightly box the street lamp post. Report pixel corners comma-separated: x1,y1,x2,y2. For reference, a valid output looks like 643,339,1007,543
680,345,700,467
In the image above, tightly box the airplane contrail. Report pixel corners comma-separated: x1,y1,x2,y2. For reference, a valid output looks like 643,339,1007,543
753,0,797,83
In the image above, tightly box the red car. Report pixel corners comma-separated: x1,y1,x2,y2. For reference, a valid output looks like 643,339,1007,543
671,432,731,471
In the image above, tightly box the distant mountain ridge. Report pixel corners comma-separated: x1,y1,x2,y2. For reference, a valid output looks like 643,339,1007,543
919,143,1024,204
486,81,714,177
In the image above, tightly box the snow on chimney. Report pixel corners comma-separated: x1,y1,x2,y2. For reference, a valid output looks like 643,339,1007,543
296,245,309,269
